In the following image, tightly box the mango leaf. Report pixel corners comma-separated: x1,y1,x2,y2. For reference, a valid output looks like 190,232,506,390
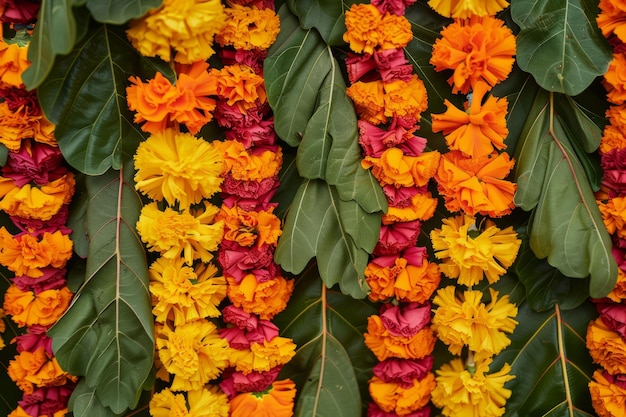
69,380,124,417
49,163,152,416
86,0,162,24
266,5,386,213
490,284,597,417
38,21,175,175
23,0,89,90
275,179,381,299
511,0,612,95
68,172,89,258
286,0,354,45
274,265,378,417
513,90,617,298
516,230,591,312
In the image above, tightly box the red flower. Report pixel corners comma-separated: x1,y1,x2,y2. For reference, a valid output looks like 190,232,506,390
0,0,40,24
372,357,434,387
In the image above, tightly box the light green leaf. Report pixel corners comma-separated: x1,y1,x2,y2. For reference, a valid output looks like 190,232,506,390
513,91,617,298
49,163,152,415
86,0,162,24
275,179,381,299
511,0,612,95
38,22,174,175
274,265,378,417
286,0,355,45
23,0,90,89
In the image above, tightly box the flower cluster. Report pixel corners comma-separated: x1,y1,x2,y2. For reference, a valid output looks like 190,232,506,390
0,17,78,417
426,3,520,417
586,4,626,415
128,1,296,415
344,2,441,415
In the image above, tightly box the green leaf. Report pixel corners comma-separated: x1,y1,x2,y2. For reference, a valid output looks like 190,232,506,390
275,179,381,299
274,265,378,417
511,0,612,95
49,163,152,415
69,380,124,417
516,231,590,312
513,90,617,298
23,0,90,90
68,172,89,258
286,0,352,45
492,299,597,416
38,21,175,175
86,0,162,24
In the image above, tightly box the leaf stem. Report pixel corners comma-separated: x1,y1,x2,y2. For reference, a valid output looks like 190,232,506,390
555,304,574,417
312,284,328,417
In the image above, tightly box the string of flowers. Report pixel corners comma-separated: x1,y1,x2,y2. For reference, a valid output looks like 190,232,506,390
343,2,443,415
0,10,78,417
424,2,521,416
587,2,626,415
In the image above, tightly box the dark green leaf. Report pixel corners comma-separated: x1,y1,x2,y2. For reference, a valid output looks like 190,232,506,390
274,150,302,220
274,265,378,417
516,231,590,311
513,90,617,298
49,163,152,415
511,0,612,95
68,172,89,258
492,300,597,417
23,0,90,90
286,0,353,45
69,380,124,417
275,179,381,299
0,144,8,166
38,22,174,175
86,0,162,24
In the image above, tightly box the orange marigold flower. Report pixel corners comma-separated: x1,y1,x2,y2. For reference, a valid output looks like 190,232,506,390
228,337,296,375
0,229,73,278
362,148,440,188
430,16,516,94
0,101,56,151
216,5,280,51
0,38,29,88
383,75,429,121
346,80,386,125
378,13,413,50
135,201,224,265
428,0,509,18
369,373,436,415
230,379,296,417
599,197,626,240
150,386,230,417
343,4,383,55
382,191,438,224
3,285,73,328
214,140,282,182
364,315,436,361
587,317,626,375
227,275,294,320
211,64,267,113
8,347,76,394
589,369,626,417
601,124,626,154
607,268,626,303
435,150,516,217
0,172,75,221
597,0,626,44
126,0,226,63
604,52,626,105
126,72,179,134
432,81,508,158
217,204,282,248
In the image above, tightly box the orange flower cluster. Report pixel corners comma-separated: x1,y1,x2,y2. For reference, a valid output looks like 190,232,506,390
0,32,29,89
0,100,55,151
216,5,280,51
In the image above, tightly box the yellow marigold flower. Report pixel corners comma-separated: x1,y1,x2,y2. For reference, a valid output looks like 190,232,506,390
346,80,386,125
0,38,29,89
216,5,280,51
369,373,436,415
126,0,226,63
217,204,282,248
230,379,296,417
211,64,267,112
428,0,509,18
229,337,297,375
0,228,73,278
430,215,521,286
432,286,518,356
150,386,229,417
383,75,429,121
362,148,440,188
378,12,413,50
156,320,230,391
589,369,626,417
149,257,227,325
364,315,436,361
134,128,223,208
430,16,516,94
136,202,224,265
431,356,515,417
214,140,282,182
587,317,626,375
227,275,294,320
0,173,75,221
343,4,383,55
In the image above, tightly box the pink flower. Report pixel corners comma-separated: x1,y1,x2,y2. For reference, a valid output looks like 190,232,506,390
225,119,277,148
12,266,67,294
220,327,251,349
14,325,53,355
220,367,282,398
374,220,421,255
215,100,269,129
381,185,425,208
372,357,434,387
373,49,414,82
601,148,626,198
18,384,75,417
379,302,431,337
10,206,71,236
220,49,268,75
0,88,40,114
346,53,378,84
368,402,431,417
0,0,40,24
223,305,259,331
358,119,421,157
222,175,279,201
3,141,66,187
218,241,277,283
596,301,626,340
371,0,417,15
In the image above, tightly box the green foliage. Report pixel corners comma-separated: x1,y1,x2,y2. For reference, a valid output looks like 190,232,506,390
37,21,174,175
274,265,378,417
275,179,380,298
48,163,152,416
513,90,617,298
86,0,162,24
512,0,612,95
286,0,354,45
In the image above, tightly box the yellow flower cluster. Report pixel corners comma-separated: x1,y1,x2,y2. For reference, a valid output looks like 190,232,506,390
216,5,280,51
